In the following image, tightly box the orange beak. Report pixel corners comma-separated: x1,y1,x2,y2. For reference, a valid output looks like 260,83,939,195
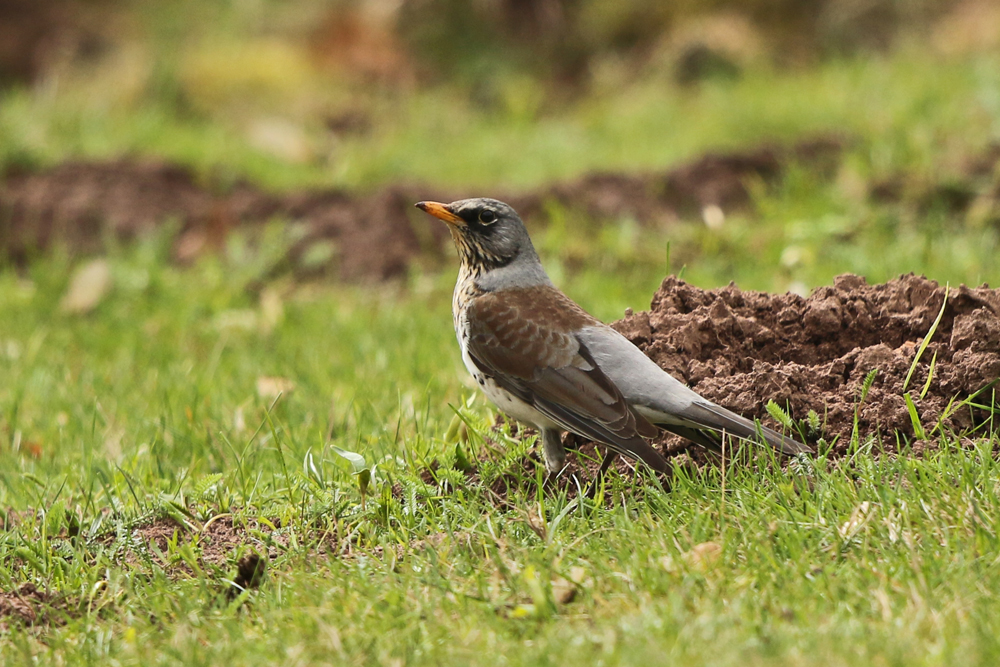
415,201,466,227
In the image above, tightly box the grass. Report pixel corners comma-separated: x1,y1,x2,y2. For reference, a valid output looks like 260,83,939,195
3,44,1000,192
3,19,1000,665
1,220,999,665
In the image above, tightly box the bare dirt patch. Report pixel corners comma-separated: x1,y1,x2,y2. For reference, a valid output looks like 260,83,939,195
0,137,841,280
0,161,454,282
515,136,843,226
868,141,1000,226
486,441,664,502
614,273,999,456
228,553,266,598
0,583,70,631
119,515,288,570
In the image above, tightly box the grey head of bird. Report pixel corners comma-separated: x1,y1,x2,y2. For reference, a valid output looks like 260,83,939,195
415,197,551,288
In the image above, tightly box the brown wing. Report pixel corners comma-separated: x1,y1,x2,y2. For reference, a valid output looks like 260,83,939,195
465,287,668,473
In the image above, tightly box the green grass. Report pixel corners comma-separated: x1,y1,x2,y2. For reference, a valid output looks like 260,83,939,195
3,45,1000,191
0,218,998,665
3,19,1000,664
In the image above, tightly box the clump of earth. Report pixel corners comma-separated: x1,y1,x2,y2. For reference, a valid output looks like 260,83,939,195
613,273,1000,457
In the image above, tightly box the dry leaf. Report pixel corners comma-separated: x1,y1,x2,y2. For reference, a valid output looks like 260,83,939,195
61,259,112,314
247,118,313,164
838,501,873,539
568,566,590,587
257,376,295,400
524,506,546,540
702,204,725,230
551,576,577,605
659,555,678,573
684,541,722,570
3,339,22,360
872,587,893,622
260,287,285,333
174,230,207,263
233,406,247,433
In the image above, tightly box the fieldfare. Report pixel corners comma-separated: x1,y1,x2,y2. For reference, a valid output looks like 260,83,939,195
416,197,811,476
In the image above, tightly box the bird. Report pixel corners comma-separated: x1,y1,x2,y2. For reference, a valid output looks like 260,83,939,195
415,197,811,477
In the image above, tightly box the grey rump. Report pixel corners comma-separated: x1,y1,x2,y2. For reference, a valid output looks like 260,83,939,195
415,197,811,475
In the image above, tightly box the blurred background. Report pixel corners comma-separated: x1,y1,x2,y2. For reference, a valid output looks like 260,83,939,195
1,0,1000,297
4,3,1000,658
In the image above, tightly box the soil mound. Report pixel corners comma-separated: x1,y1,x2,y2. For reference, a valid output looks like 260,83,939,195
0,161,453,282
518,137,843,225
614,273,1000,454
0,137,841,280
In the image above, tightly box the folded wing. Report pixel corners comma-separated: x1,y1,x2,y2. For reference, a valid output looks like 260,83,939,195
466,291,670,474
575,324,812,456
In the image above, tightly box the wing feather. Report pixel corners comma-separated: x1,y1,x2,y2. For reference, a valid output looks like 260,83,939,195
466,291,668,473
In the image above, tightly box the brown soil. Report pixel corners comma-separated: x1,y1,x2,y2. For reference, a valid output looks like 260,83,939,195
0,583,69,631
487,440,664,502
415,426,668,503
868,141,1000,224
229,553,266,598
121,515,288,570
613,273,1000,456
0,137,841,281
120,513,443,569
0,513,351,627
515,137,843,225
0,0,112,86
427,272,996,498
0,161,454,282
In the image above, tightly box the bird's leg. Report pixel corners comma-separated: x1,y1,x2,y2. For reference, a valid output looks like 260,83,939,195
585,448,618,499
540,429,567,474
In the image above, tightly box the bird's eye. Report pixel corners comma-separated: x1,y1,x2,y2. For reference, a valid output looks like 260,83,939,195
479,210,496,224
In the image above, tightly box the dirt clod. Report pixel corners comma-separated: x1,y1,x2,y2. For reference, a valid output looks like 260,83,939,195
230,553,266,597
613,273,1000,455
0,583,63,631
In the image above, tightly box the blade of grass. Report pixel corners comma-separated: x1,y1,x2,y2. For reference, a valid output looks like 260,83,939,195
919,350,938,400
904,393,927,440
903,285,949,392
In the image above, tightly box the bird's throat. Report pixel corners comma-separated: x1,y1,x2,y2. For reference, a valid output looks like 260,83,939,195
452,263,484,332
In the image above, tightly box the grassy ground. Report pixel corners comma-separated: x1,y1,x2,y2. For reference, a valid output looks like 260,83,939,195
2,42,999,193
2,39,1000,666
3,236,1000,666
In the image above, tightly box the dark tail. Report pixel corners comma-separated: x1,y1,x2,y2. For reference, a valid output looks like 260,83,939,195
673,401,812,456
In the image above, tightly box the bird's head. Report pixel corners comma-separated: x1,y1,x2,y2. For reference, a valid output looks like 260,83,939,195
415,198,534,273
